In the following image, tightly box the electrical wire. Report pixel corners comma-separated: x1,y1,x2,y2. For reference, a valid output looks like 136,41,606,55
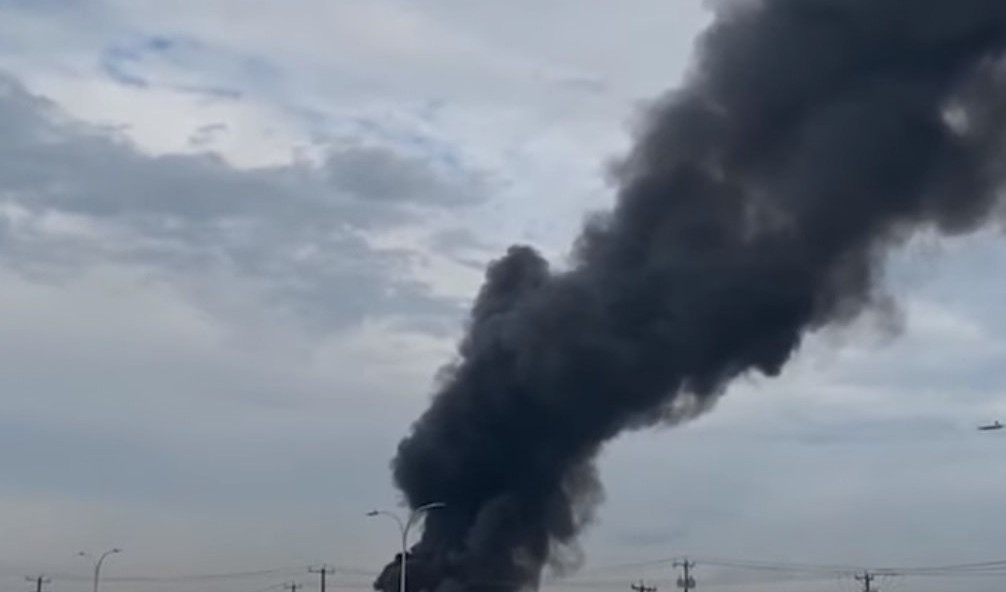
8,554,1006,591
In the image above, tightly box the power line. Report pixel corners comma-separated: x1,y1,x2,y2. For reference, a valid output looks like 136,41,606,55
694,556,861,575
881,558,1006,575
4,555,1006,592
575,558,678,577
553,555,1006,590
69,567,305,583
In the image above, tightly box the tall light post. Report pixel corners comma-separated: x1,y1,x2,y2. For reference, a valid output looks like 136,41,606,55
78,548,121,592
367,503,445,592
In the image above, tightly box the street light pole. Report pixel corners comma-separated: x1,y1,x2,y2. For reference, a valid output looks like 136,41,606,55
79,548,121,592
367,503,445,592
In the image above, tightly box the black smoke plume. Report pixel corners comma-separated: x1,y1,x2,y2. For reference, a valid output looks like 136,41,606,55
375,1,1006,591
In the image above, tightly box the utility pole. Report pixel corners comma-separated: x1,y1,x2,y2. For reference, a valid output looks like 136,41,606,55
285,582,302,592
26,576,50,592
674,560,696,591
855,572,877,592
630,580,657,592
309,566,334,592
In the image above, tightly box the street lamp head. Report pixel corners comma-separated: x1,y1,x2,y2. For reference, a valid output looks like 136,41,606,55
366,510,380,516
111,549,121,554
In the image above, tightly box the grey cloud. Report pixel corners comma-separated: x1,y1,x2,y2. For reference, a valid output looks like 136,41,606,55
187,122,227,147
0,73,481,331
171,83,243,99
0,262,436,586
323,145,485,206
0,80,379,223
428,227,497,269
549,73,610,95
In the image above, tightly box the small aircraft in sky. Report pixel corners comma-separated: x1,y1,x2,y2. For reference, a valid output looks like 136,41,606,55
978,420,1003,431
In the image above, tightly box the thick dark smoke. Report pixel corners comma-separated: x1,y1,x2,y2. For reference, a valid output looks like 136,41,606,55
375,1,1006,591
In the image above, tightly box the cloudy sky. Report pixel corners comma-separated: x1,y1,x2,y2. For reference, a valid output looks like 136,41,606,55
0,2,1004,592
